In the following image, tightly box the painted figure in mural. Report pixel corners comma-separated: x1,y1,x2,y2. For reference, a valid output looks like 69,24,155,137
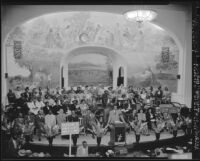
45,28,55,48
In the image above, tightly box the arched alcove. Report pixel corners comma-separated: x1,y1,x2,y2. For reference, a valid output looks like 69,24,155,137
60,45,127,89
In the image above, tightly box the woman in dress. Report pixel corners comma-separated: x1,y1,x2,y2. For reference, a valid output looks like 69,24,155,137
137,109,148,135
79,99,89,133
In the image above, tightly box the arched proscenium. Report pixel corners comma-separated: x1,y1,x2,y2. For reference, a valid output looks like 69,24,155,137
60,45,127,89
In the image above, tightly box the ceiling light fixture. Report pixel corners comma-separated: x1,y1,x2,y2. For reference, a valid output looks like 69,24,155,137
124,10,158,23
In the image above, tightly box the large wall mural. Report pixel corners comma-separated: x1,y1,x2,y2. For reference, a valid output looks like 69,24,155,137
5,12,179,92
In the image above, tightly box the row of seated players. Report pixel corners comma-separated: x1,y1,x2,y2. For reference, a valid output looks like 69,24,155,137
2,99,192,143
5,84,171,121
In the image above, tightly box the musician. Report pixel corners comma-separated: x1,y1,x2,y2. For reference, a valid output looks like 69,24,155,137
155,107,164,120
56,109,66,129
24,110,35,143
102,90,109,108
36,97,45,109
45,95,56,107
146,108,155,131
44,87,51,99
7,89,16,105
137,109,148,135
185,115,192,137
21,87,32,103
7,129,24,158
13,113,25,135
163,111,172,132
27,98,37,115
31,88,38,100
14,86,23,106
163,87,171,103
38,87,43,98
45,109,56,129
171,119,179,138
35,110,45,141
131,116,141,144
153,118,165,142
52,100,61,115
43,102,52,115
79,99,89,130
154,86,163,106
95,121,104,147
69,100,78,113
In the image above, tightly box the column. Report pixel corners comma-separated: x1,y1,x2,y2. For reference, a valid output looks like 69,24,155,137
112,64,118,89
183,8,192,107
172,8,192,108
124,65,128,88
63,63,68,89
1,43,8,106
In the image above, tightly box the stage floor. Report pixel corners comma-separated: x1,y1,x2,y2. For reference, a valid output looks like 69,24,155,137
31,130,185,147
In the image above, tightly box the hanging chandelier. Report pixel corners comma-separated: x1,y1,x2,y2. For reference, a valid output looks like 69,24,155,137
124,10,158,23
124,10,157,35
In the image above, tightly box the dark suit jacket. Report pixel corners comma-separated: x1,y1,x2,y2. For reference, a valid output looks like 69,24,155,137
7,92,16,104
102,93,108,106
52,105,61,115
69,104,76,111
43,105,52,115
35,114,45,128
21,92,32,102
67,115,79,122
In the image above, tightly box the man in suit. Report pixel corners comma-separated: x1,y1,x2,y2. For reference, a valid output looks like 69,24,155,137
102,90,109,108
43,102,52,115
155,86,163,106
52,100,61,115
7,89,16,105
7,130,24,158
76,141,88,157
105,104,126,137
21,87,32,103
24,111,35,143
106,104,126,126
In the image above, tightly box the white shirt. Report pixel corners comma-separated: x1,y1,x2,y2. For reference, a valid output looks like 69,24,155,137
15,91,22,99
47,99,56,106
27,101,36,109
36,101,45,108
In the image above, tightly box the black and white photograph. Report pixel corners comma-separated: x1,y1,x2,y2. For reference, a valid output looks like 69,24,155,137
1,0,200,159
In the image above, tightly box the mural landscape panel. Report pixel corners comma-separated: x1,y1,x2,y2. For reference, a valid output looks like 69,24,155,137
5,12,179,92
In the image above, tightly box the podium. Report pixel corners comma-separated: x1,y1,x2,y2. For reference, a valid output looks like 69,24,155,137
110,122,126,145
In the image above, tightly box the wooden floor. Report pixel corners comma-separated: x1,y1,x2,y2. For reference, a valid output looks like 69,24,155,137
31,130,185,147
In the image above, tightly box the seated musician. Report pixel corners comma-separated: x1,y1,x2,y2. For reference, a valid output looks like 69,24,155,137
137,109,149,135
27,98,40,115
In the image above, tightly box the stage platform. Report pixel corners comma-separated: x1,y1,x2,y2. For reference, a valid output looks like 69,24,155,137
16,130,190,157
31,130,185,147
